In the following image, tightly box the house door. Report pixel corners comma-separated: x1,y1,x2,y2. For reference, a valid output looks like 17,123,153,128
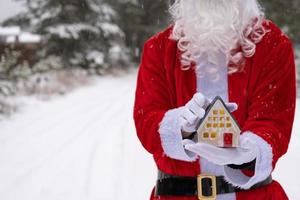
223,133,233,147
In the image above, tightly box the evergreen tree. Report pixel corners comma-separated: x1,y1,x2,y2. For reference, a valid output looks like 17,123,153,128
112,0,170,61
260,0,300,43
3,0,129,72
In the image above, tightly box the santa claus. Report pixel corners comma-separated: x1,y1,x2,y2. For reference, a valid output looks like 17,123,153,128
133,0,296,199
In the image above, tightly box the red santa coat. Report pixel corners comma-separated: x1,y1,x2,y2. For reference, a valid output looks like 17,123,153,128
133,21,296,200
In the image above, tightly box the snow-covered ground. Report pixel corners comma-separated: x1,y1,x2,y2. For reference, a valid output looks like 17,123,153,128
0,72,299,200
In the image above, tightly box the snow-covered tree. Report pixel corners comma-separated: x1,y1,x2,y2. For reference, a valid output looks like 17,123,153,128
260,0,300,43
3,0,129,72
111,0,171,61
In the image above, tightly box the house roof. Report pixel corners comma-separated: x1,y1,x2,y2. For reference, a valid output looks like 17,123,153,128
196,96,241,131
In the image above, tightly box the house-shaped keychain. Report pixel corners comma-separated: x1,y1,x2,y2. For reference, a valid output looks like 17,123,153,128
196,96,241,148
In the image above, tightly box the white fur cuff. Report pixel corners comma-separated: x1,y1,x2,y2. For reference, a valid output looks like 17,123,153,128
223,131,273,189
158,107,198,162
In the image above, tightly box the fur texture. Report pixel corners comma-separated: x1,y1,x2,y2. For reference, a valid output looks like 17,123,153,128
169,0,267,75
223,131,273,189
158,107,198,161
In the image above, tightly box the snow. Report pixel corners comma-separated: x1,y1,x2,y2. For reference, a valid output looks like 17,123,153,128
5,36,15,43
0,26,21,36
0,72,156,200
109,45,122,61
98,22,123,37
0,26,41,43
0,71,299,200
19,32,42,43
86,51,104,65
47,24,100,39
100,4,117,20
5,32,42,43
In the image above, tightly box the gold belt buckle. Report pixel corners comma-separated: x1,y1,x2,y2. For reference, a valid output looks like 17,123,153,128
197,174,217,200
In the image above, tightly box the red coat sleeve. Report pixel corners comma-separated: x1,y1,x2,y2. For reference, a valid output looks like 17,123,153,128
242,36,296,169
133,33,173,155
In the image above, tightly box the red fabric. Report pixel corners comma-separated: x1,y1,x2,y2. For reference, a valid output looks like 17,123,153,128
133,21,296,199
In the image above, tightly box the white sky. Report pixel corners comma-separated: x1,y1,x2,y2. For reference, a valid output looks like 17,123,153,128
0,0,25,23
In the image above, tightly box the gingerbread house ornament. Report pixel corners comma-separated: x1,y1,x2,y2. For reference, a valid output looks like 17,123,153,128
196,96,241,148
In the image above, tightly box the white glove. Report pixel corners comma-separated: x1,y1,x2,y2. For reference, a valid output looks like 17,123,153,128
183,134,257,166
179,93,238,134
179,93,206,133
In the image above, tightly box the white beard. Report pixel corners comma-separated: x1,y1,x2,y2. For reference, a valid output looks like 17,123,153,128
170,0,266,74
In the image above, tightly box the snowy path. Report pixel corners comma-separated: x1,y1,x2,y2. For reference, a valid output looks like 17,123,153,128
0,73,156,200
0,72,299,200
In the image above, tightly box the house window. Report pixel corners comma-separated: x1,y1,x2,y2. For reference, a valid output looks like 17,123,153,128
219,109,225,115
203,132,209,139
210,132,217,139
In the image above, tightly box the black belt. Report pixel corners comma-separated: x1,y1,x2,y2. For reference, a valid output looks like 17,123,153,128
155,170,272,199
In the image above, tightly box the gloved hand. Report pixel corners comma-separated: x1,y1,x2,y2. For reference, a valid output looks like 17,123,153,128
180,92,238,134
179,93,206,134
183,134,257,166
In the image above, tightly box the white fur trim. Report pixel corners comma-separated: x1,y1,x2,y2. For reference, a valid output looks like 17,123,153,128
216,193,236,200
223,131,273,189
158,107,198,161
